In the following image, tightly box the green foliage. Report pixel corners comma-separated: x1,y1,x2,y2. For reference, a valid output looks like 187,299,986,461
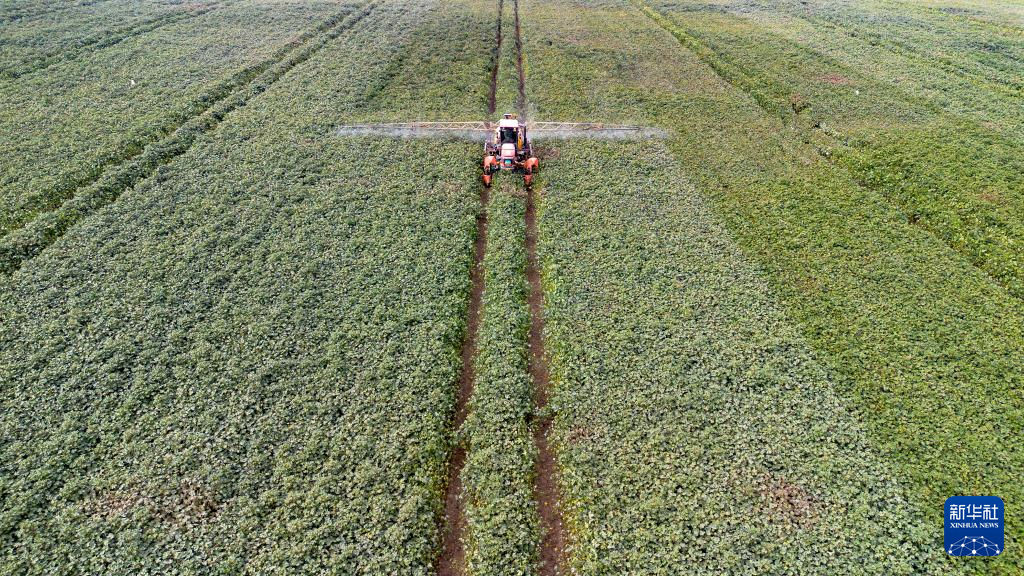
0,0,211,79
461,181,539,575
0,2,377,275
2,0,1023,572
0,0,355,236
836,120,1024,299
523,0,1023,572
0,1,495,572
641,0,1024,298
539,139,957,574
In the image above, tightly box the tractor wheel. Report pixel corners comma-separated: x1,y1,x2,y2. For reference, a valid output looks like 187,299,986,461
482,173,492,187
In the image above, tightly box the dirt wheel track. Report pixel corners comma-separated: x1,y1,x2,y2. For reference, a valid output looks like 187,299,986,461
526,184,568,575
436,182,489,576
512,0,528,119
436,0,505,570
487,0,504,114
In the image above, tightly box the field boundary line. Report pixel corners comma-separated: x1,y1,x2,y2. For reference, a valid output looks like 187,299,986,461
0,1,379,275
630,0,1024,302
0,2,227,80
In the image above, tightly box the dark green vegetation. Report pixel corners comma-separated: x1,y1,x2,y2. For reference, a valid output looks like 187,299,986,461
2,0,1023,573
461,181,538,575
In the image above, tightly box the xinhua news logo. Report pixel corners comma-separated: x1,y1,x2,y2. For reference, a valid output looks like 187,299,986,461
945,496,1004,557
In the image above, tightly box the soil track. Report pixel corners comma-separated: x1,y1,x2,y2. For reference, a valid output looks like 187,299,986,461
487,0,504,114
512,0,528,119
437,2,504,571
437,185,489,576
516,0,566,570
526,184,568,575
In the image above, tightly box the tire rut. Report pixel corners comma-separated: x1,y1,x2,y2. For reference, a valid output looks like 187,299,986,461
526,181,568,576
436,2,503,572
512,0,528,119
487,0,504,114
515,0,566,570
436,185,488,576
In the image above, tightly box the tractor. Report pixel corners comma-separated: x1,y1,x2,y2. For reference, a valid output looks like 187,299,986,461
482,114,539,187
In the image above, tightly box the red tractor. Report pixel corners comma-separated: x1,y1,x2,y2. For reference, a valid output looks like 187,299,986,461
482,113,539,187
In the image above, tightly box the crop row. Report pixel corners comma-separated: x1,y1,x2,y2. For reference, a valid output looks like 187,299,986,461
0,1,379,275
460,180,539,575
522,0,1023,572
0,1,497,572
0,0,357,237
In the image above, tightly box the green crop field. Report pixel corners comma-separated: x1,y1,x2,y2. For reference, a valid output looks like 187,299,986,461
1,0,1021,574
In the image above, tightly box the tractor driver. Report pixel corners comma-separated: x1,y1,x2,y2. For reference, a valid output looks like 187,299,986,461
500,127,518,145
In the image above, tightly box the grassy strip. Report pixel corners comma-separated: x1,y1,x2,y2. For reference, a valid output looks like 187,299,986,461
0,0,358,236
539,139,954,574
523,0,1023,572
0,1,497,571
461,180,538,575
0,2,375,275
